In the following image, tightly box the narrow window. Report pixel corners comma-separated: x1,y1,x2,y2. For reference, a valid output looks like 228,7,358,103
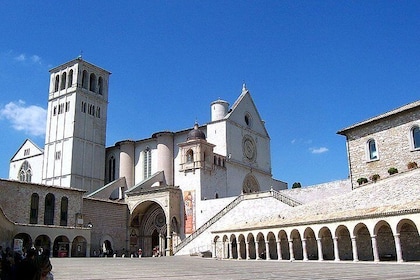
53,106,57,116
82,70,88,89
54,75,59,92
413,126,420,149
98,77,103,95
90,73,97,92
60,197,68,226
55,151,61,160
68,69,73,87
44,193,55,225
108,156,115,182
30,193,39,224
143,148,151,179
368,139,378,160
96,107,100,118
60,72,67,90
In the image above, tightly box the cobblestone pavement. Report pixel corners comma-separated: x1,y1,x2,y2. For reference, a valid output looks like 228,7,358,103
50,256,420,280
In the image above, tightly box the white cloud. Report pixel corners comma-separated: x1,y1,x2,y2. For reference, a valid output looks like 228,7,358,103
310,147,329,154
15,54,26,61
0,100,46,136
31,55,41,64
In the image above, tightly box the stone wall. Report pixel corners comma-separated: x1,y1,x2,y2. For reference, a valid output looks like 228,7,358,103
344,109,420,188
83,197,128,256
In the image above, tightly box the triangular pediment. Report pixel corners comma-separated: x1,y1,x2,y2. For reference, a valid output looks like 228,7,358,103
10,139,44,162
224,87,269,137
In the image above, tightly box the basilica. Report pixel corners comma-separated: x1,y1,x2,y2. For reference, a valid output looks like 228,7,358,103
0,58,419,262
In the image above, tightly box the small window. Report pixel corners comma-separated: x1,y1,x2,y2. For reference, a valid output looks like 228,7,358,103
54,75,59,92
65,101,70,112
186,150,194,163
60,197,68,226
98,77,103,95
19,160,32,182
24,148,30,156
82,70,89,89
55,151,61,160
44,193,55,225
368,139,378,160
60,72,67,90
90,73,97,92
412,126,420,149
68,69,73,87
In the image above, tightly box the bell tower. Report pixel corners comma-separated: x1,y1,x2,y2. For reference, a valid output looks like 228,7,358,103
42,57,111,192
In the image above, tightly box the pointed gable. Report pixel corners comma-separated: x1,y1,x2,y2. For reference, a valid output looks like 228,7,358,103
224,85,269,137
10,139,44,162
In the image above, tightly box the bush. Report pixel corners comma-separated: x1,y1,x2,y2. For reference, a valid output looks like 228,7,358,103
388,167,398,175
370,174,380,182
357,177,368,185
292,182,302,189
407,161,418,169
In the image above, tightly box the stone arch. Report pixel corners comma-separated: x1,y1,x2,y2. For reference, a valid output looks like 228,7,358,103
266,231,277,260
72,236,87,257
374,220,396,261
229,234,238,259
34,235,51,255
303,227,318,260
318,227,334,260
256,232,265,259
100,235,113,257
221,235,229,259
237,234,246,260
129,200,167,257
354,222,373,261
13,233,32,254
335,225,352,261
213,235,221,258
278,230,289,260
290,229,303,260
242,173,260,194
53,235,70,257
397,219,420,261
246,233,256,259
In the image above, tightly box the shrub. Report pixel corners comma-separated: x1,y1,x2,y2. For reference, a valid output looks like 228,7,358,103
292,182,302,189
370,174,380,182
387,167,398,175
407,161,418,169
357,177,368,185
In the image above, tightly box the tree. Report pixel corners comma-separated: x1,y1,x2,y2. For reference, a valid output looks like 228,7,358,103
292,182,302,189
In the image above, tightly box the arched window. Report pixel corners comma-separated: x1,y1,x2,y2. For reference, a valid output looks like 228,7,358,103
82,70,88,89
44,193,55,225
68,69,73,87
60,72,67,90
108,156,116,182
54,75,59,92
96,107,100,118
60,197,68,226
98,77,103,95
368,139,378,160
412,126,420,149
19,160,32,182
242,174,260,194
143,148,151,179
29,193,39,224
186,150,194,163
90,73,97,92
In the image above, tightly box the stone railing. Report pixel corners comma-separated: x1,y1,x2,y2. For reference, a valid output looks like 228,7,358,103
270,189,302,207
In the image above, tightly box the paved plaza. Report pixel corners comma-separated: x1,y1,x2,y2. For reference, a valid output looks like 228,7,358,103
50,256,420,280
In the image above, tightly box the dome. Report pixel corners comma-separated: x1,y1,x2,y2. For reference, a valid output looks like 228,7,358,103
187,123,206,141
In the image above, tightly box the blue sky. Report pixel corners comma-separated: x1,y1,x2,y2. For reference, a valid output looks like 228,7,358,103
1,1,419,187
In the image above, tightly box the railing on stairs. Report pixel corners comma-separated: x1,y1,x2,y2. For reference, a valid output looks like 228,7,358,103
269,189,302,207
173,189,302,254
173,194,245,254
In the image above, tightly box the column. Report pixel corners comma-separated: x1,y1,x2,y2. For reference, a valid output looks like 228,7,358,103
229,242,233,259
277,240,282,260
222,241,226,259
333,237,340,261
265,241,270,260
302,239,308,261
166,223,172,256
394,234,403,262
237,241,242,260
371,235,380,262
86,242,91,257
68,242,72,258
351,237,359,262
246,242,250,260
289,240,295,261
212,242,217,259
316,238,323,261
256,241,261,260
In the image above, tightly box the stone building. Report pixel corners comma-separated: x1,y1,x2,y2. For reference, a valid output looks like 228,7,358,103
1,58,419,262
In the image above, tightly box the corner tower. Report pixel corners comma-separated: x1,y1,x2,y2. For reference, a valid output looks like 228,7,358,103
42,57,111,192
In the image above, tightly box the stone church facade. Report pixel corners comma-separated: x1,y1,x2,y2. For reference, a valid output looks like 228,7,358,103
1,58,419,262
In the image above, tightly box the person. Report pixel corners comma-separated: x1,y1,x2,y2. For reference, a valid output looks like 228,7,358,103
15,248,38,280
36,254,53,280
